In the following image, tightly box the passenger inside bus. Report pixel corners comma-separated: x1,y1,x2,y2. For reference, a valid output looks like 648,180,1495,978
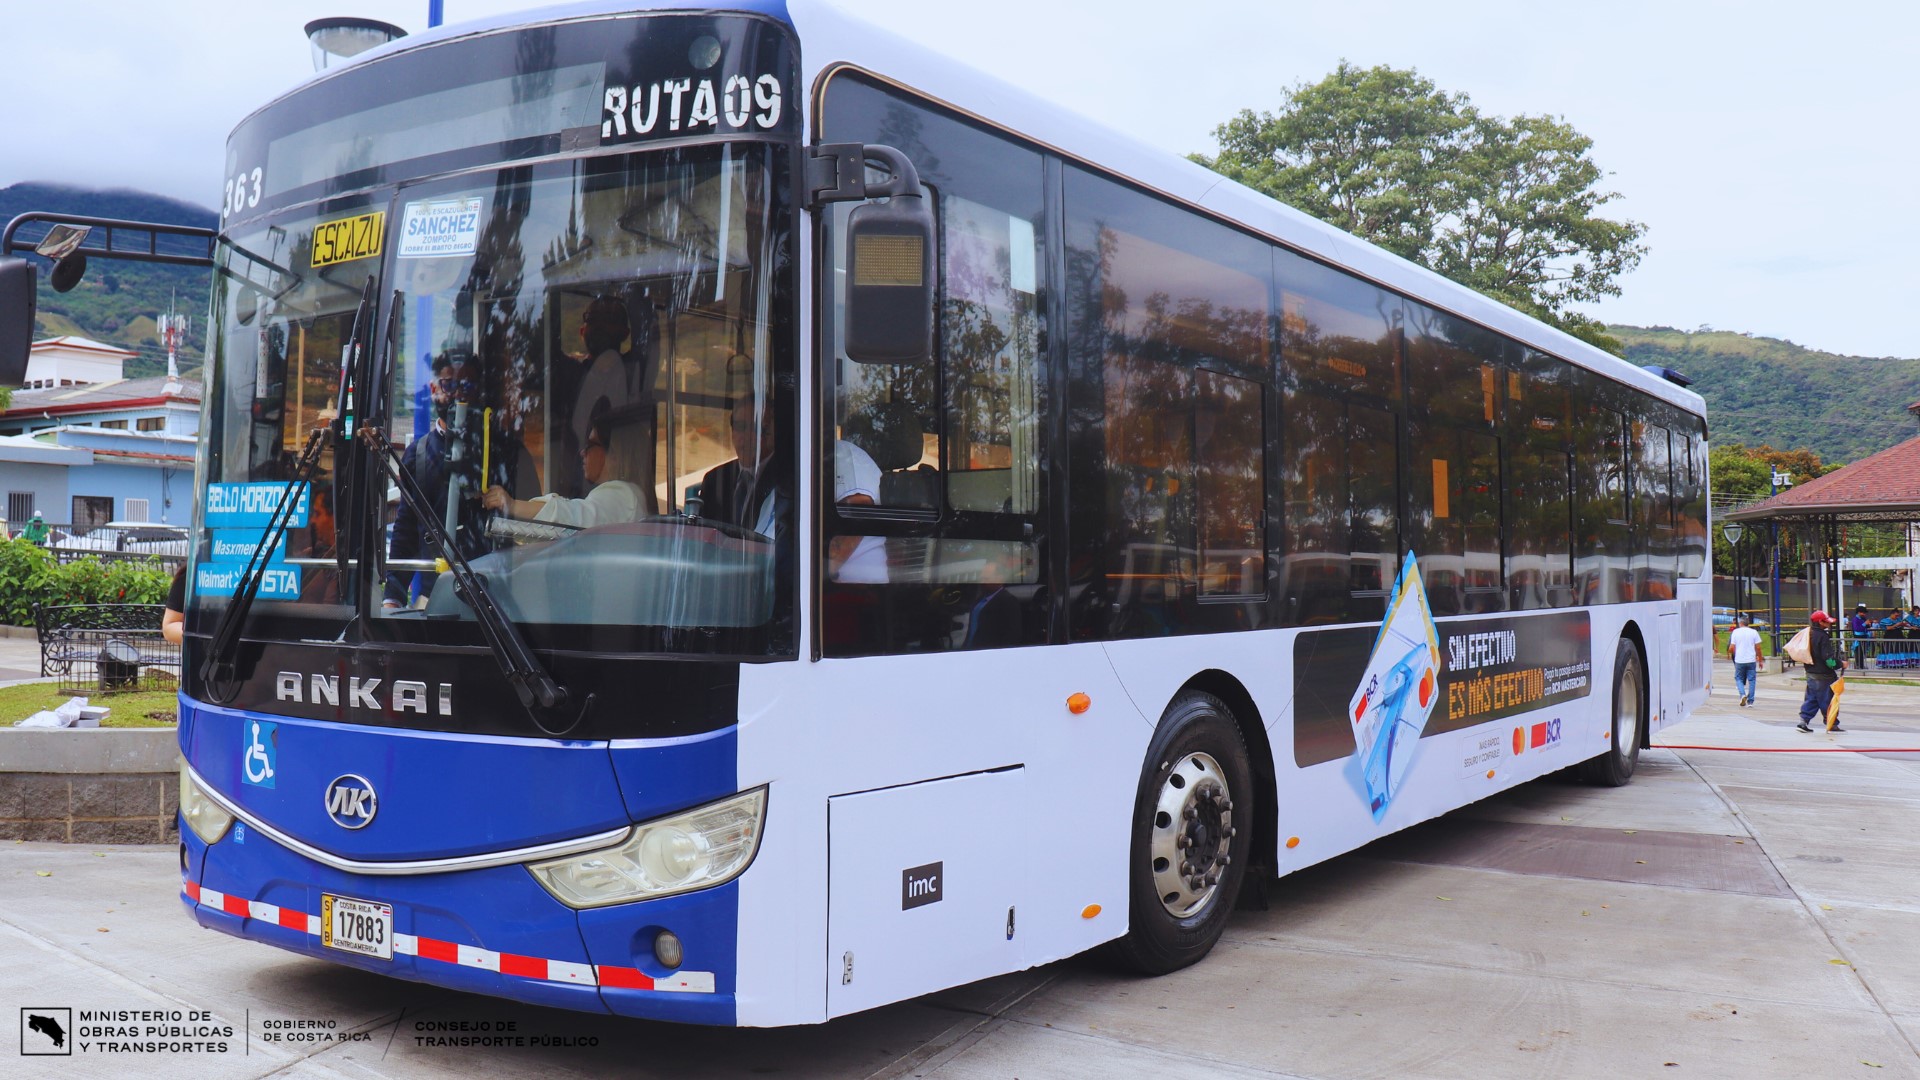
386,351,542,609
558,294,656,497
695,360,784,535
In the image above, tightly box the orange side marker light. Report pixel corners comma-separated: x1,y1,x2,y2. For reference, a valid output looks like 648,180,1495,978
1285,836,1301,849
1066,693,1091,715
1081,904,1101,919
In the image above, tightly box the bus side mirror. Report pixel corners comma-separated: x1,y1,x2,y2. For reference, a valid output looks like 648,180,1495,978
845,194,934,364
812,142,936,365
0,257,37,385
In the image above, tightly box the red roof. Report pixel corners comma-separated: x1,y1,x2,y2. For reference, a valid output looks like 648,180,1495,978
1725,433,1920,520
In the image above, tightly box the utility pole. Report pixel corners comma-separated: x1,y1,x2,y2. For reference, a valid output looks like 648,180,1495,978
1769,468,1792,655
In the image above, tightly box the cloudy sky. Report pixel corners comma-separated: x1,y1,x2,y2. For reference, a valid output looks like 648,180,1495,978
3,1,1915,358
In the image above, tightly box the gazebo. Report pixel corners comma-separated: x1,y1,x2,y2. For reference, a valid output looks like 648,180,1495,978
1723,433,1920,660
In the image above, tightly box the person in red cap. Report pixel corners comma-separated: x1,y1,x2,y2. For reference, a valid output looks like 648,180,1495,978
1797,610,1845,732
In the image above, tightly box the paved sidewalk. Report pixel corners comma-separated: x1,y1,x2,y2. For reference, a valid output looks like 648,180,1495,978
0,628,44,683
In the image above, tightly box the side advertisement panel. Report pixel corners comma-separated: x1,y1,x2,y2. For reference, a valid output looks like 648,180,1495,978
1293,583,1593,824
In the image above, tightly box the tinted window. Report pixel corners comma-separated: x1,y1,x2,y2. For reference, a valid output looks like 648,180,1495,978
1405,303,1503,615
1064,166,1272,639
1506,351,1572,609
822,74,1049,656
1277,248,1400,625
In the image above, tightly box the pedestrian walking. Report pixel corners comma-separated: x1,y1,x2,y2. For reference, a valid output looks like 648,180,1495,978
1798,610,1845,732
20,510,48,545
1728,612,1764,706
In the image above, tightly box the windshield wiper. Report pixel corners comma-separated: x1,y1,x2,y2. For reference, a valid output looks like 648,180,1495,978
356,418,592,737
200,280,378,702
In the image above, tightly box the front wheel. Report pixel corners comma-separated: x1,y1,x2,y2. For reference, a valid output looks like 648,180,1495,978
1578,639,1644,787
1108,692,1254,975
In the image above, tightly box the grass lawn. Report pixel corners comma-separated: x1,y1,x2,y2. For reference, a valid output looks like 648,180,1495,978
0,682,178,728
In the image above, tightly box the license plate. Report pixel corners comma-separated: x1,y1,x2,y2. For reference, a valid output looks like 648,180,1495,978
321,894,393,960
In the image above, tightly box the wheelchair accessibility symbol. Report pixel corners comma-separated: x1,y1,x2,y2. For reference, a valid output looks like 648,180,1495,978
243,720,278,788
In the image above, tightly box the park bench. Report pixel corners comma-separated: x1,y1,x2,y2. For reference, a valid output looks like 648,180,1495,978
32,603,180,695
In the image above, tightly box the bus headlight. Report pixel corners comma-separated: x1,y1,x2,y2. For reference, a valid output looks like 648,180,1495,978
178,767,233,844
526,787,767,908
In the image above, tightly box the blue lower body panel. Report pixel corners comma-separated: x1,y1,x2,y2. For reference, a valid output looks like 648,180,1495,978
177,702,745,1023
183,819,743,1021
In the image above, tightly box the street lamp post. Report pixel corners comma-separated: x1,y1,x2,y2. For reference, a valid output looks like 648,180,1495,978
1722,522,1746,623
1769,469,1793,654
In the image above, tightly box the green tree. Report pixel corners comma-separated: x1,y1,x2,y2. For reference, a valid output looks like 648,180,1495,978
1709,443,1770,501
1194,62,1647,354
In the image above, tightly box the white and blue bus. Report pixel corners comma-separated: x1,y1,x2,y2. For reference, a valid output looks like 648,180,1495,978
0,0,1710,1027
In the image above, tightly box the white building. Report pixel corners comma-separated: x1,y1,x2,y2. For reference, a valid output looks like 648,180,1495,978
17,335,136,390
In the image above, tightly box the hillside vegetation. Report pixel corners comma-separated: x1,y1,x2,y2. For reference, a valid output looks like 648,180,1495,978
1608,325,1920,464
1,182,214,378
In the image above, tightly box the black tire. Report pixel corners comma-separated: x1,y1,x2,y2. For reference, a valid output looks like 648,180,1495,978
1578,639,1644,787
1107,692,1255,975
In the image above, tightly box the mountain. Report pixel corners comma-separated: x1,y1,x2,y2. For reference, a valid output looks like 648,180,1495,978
1,182,216,377
1607,325,1920,465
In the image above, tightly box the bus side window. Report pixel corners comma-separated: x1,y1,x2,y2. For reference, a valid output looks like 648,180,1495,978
1506,356,1573,610
1403,302,1505,617
821,74,1049,657
1063,166,1272,641
1276,252,1402,628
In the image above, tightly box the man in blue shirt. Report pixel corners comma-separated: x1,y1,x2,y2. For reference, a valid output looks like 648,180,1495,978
1848,604,1873,668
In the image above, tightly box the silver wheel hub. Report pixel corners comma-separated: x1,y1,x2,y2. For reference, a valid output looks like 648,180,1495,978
1149,752,1235,917
1616,661,1641,754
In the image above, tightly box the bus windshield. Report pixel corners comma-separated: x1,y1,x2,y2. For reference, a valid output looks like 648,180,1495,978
197,142,795,655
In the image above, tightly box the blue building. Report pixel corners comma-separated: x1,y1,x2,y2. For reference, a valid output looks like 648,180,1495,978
0,337,199,532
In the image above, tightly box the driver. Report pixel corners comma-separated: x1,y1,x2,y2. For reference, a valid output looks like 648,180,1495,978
483,404,655,528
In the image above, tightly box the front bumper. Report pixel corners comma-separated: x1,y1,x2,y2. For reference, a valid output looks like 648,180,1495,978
181,805,742,1024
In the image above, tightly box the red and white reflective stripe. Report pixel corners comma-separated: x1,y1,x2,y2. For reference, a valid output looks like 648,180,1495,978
183,880,715,994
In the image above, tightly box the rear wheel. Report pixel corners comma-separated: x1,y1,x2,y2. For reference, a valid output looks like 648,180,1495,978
1579,639,1644,786
1108,692,1254,974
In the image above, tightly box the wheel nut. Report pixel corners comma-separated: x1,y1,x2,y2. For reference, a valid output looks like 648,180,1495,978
1176,835,1190,849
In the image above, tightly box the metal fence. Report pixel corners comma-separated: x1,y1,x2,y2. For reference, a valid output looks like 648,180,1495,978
9,523,188,568
33,603,180,695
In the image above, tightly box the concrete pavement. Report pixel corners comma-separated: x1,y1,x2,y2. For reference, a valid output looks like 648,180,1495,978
0,626,45,683
4,659,1919,1077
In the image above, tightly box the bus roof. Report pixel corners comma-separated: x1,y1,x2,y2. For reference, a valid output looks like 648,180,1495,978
252,0,1702,417
788,2,1703,416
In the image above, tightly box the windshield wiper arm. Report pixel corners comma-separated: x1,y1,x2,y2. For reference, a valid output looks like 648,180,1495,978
200,276,378,703
356,422,591,737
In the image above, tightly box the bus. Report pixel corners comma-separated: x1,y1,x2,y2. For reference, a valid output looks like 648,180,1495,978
0,0,1711,1027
